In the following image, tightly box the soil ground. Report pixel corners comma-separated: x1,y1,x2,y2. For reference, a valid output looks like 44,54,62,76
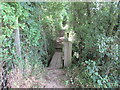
41,67,69,88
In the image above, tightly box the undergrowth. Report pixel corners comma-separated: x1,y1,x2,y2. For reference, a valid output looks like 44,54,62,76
66,60,120,88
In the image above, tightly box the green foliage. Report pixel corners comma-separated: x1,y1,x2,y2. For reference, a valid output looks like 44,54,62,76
96,34,119,60
1,2,119,88
67,60,119,88
1,2,66,71
1,3,16,67
66,2,119,88
85,60,119,88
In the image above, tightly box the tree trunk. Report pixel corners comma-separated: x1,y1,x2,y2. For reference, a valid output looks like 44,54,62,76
86,2,91,24
0,3,3,88
14,17,21,57
0,4,2,59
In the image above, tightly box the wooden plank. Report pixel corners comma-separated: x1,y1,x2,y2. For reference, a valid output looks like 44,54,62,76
49,52,62,69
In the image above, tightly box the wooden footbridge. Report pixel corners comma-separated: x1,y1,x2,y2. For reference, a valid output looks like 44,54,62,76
49,30,72,69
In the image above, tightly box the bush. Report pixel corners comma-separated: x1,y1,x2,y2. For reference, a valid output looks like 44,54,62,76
66,59,119,88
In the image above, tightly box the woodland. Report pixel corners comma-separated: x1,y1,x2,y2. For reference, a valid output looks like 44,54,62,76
0,2,120,88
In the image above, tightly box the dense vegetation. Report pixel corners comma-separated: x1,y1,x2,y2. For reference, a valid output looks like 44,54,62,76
0,2,120,88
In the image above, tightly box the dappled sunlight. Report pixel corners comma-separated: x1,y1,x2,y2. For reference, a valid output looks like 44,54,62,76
0,2,119,89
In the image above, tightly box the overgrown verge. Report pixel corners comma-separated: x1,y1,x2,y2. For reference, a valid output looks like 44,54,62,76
66,59,119,88
0,2,65,88
66,34,119,88
66,2,120,88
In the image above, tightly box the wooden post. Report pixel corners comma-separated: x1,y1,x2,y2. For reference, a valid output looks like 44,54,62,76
14,17,21,57
0,4,2,60
0,4,3,88
63,33,72,67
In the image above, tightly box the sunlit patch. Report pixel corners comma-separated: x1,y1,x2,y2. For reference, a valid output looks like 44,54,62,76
74,52,79,59
62,24,69,30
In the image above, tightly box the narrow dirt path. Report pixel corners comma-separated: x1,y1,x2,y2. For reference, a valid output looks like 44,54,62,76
42,68,69,88
42,30,69,88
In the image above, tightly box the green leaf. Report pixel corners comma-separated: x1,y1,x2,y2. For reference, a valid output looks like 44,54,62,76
97,80,102,86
